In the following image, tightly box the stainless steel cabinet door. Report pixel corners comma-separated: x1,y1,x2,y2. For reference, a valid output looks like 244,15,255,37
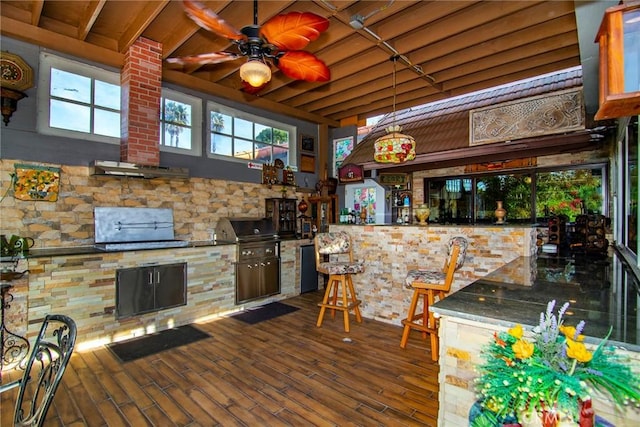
155,263,187,309
262,257,280,297
116,267,155,318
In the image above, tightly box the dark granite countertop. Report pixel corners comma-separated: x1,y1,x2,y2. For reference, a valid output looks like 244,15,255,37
8,240,233,259
3,235,310,260
432,252,640,351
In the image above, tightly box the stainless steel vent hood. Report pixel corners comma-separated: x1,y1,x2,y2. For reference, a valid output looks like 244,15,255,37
90,160,189,179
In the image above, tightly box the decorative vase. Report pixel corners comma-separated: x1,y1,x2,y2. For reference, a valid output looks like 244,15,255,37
494,200,507,224
414,204,431,225
298,199,308,215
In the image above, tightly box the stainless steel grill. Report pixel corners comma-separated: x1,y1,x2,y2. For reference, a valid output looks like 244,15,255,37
215,217,281,304
94,207,187,251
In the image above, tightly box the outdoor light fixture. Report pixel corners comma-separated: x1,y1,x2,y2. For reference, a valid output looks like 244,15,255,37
374,56,416,164
239,59,272,88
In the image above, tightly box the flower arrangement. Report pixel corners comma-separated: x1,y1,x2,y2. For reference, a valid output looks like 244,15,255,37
472,300,640,426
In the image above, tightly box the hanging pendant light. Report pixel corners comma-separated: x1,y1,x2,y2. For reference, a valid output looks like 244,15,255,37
374,55,416,164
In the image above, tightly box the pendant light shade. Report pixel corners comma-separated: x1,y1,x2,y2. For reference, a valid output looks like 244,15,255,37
374,125,416,163
239,59,272,87
374,56,416,164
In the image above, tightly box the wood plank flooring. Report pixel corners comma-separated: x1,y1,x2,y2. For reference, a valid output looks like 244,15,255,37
1,291,440,426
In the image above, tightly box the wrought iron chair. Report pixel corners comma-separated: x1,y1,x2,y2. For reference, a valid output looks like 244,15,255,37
0,314,77,427
400,236,468,361
314,231,364,332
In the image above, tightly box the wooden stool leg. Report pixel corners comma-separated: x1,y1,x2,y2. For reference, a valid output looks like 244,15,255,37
400,289,421,348
341,276,350,332
346,275,362,323
421,293,429,339
330,277,339,318
427,290,439,362
316,278,335,327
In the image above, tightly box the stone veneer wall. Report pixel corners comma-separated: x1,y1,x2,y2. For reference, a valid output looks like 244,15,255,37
438,315,640,426
0,158,313,350
329,224,537,326
0,159,302,247
9,239,308,351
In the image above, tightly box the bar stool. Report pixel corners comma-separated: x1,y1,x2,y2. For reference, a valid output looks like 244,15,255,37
400,236,468,361
314,231,364,332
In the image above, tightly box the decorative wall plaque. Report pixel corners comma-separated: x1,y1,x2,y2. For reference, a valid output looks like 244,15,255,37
338,163,364,183
469,88,585,146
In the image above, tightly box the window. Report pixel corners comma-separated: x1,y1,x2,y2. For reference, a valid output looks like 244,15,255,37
424,166,604,224
37,53,121,143
159,89,202,156
207,103,295,166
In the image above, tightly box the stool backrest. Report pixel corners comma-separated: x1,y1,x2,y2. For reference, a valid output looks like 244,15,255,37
442,237,469,291
314,231,354,269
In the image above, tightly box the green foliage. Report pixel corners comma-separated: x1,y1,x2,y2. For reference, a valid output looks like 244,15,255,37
474,300,640,423
536,170,602,220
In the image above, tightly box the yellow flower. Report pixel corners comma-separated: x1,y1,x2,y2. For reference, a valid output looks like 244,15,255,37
508,324,524,339
512,338,534,359
566,338,592,363
560,325,585,341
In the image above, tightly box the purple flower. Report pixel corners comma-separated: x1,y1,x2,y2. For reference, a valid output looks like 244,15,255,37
558,302,569,319
586,368,603,376
575,320,585,339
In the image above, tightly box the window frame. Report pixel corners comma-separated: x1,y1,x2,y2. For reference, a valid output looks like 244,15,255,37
37,52,121,144
206,102,297,167
423,164,607,225
159,88,202,157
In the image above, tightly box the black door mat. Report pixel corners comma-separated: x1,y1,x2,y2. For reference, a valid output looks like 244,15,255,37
232,302,299,324
107,324,210,363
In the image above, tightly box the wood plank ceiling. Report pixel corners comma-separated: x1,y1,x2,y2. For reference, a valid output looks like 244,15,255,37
0,1,581,126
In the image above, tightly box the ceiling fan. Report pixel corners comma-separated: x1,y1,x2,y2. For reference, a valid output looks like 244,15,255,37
167,0,331,94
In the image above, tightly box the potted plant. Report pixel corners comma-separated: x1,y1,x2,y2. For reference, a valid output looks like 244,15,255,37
471,300,640,426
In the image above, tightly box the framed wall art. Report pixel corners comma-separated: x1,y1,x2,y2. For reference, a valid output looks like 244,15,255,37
333,136,354,178
300,154,316,173
300,134,315,154
13,163,60,202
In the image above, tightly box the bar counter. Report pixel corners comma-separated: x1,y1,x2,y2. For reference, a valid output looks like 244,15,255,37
432,251,640,426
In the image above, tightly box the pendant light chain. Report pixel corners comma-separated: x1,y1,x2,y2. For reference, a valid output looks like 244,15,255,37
392,54,398,126
373,54,416,164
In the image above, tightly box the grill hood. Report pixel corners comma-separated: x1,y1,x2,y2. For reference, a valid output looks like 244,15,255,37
90,160,189,179
215,217,277,242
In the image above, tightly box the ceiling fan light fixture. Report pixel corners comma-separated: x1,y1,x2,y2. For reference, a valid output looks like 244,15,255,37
239,59,271,88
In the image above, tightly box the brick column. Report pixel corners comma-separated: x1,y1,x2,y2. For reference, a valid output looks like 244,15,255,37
120,37,162,166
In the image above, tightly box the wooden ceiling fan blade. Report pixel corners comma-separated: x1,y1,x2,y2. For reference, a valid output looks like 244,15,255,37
261,12,329,51
277,51,330,82
183,0,245,41
166,52,241,66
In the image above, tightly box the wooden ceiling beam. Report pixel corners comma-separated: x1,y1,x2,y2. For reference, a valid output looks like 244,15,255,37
77,0,106,41
147,1,231,59
287,12,578,113
0,15,124,68
117,1,170,53
30,1,44,27
267,0,546,106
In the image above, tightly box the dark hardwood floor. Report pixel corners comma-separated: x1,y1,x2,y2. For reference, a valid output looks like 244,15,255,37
1,291,439,426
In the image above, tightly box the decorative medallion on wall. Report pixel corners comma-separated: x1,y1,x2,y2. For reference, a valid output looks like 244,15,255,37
1,51,34,125
469,88,585,146
13,163,60,202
